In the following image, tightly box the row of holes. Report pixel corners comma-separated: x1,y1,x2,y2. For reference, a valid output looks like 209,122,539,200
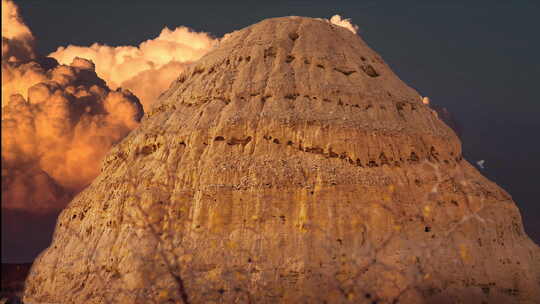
176,40,379,85
131,133,459,169
267,47,378,78
212,134,459,167
282,93,419,115
166,90,420,117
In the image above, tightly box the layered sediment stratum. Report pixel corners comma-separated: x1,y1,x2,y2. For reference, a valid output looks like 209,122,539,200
24,17,540,304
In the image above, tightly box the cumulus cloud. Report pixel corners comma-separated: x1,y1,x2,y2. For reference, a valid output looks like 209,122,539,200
329,15,359,34
2,57,143,212
2,60,48,106
49,26,217,110
2,0,144,215
1,0,217,263
1,0,35,61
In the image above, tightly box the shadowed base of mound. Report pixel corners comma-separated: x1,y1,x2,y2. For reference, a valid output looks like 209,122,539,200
1,209,61,264
1,209,59,303
1,263,32,304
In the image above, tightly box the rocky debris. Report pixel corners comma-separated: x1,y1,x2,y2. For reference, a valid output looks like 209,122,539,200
24,16,540,304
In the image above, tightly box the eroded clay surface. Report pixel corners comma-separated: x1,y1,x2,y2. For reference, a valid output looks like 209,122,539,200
24,17,540,304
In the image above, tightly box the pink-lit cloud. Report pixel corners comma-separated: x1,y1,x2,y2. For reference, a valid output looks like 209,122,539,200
49,26,217,111
2,0,143,214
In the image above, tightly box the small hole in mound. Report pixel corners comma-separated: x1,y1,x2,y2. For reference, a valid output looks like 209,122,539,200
379,153,389,165
245,56,251,62
192,66,205,75
425,226,431,232
264,47,277,58
409,151,419,162
214,136,225,141
334,67,356,76
289,32,299,41
284,93,298,100
365,293,371,298
361,64,379,77
261,95,272,102
273,138,280,144
287,140,293,146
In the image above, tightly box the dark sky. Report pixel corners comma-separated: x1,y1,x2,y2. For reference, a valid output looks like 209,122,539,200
6,0,540,261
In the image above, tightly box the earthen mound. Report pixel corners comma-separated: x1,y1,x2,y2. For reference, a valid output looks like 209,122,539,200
24,17,540,304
